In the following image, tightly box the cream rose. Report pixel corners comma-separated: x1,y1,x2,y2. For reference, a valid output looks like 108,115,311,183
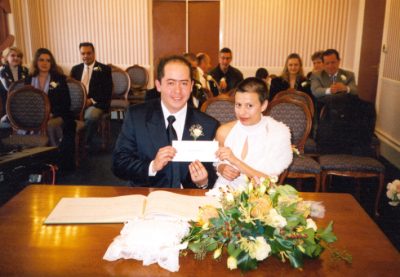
227,256,237,270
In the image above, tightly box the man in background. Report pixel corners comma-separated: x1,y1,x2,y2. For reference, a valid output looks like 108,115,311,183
310,48,358,98
210,47,243,93
197,52,219,97
70,42,112,147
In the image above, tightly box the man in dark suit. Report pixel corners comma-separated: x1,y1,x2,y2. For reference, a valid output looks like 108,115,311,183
310,49,358,98
70,42,112,145
112,55,219,188
209,47,243,93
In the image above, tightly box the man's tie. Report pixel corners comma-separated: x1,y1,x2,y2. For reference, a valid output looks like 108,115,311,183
166,115,180,187
81,66,90,91
331,75,336,84
166,115,177,144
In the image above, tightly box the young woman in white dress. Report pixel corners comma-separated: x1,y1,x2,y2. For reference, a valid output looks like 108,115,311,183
214,77,293,190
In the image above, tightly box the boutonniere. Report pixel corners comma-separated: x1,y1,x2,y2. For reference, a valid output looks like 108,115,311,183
195,83,202,89
340,74,347,81
50,81,59,89
206,75,213,81
301,81,308,87
189,124,204,140
93,66,102,72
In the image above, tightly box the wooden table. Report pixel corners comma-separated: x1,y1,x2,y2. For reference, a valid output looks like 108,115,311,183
0,185,398,276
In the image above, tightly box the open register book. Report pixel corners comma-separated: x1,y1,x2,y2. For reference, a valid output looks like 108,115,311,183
44,190,220,224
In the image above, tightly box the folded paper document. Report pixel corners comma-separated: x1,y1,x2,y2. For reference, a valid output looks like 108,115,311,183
172,140,218,162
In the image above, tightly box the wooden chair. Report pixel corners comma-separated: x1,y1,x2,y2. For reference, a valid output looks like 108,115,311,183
266,96,321,192
110,66,131,120
2,86,50,148
126,65,149,105
275,90,318,157
200,93,236,124
319,154,385,217
66,78,87,167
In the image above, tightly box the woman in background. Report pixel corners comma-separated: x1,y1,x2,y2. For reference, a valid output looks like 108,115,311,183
269,53,312,101
0,47,29,121
25,48,76,170
214,77,292,190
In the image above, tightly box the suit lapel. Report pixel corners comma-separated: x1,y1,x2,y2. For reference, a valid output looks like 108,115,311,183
146,100,169,149
182,107,195,140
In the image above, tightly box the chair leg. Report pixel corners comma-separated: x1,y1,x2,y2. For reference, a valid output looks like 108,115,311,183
321,172,328,192
374,172,385,217
314,173,321,192
295,179,303,191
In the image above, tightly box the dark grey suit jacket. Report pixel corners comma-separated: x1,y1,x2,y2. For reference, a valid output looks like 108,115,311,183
112,99,219,188
70,61,112,111
310,69,358,98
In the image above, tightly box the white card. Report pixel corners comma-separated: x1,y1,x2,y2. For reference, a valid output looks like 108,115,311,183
172,140,218,162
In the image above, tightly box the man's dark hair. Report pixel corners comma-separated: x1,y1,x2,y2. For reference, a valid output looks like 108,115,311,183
220,47,232,54
255,68,269,79
236,77,268,103
156,55,193,81
322,49,340,61
79,42,95,52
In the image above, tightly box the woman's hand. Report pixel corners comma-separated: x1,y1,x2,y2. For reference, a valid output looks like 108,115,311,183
218,163,240,181
216,147,239,165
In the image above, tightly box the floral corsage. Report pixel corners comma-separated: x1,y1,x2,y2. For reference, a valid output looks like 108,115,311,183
189,124,204,140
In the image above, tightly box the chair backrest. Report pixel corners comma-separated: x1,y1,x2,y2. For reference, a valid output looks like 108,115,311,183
8,79,26,93
111,67,131,99
200,93,236,124
126,65,149,90
6,86,50,133
274,90,315,117
67,78,87,120
266,96,312,153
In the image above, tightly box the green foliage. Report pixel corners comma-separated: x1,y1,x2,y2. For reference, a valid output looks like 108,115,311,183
182,177,347,271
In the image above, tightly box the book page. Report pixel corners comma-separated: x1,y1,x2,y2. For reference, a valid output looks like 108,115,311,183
144,191,220,221
44,194,147,224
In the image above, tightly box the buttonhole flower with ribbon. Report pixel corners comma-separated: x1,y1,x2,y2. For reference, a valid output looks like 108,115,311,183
340,74,347,81
93,66,102,72
189,124,204,140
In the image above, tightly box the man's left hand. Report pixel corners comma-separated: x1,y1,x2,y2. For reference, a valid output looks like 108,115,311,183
189,160,208,187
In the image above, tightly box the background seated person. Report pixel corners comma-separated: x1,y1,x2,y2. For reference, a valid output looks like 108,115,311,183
310,48,358,99
25,48,76,170
210,47,243,93
269,53,312,101
0,47,29,126
306,50,324,79
214,77,293,190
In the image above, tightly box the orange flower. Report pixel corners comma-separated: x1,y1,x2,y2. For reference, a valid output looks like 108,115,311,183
198,205,219,226
250,195,272,218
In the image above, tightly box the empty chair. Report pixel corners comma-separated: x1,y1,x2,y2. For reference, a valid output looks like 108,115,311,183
126,65,149,105
110,66,131,119
266,96,321,192
2,86,50,147
66,78,87,166
200,93,236,124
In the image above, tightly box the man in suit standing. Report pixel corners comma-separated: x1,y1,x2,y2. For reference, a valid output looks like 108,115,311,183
310,49,358,98
197,52,219,97
70,42,112,146
210,47,243,93
112,55,219,188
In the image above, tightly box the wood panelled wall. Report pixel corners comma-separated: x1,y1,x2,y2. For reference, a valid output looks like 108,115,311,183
10,0,150,72
382,0,400,80
221,0,361,75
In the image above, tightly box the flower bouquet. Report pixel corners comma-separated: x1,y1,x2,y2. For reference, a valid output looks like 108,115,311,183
182,177,351,271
